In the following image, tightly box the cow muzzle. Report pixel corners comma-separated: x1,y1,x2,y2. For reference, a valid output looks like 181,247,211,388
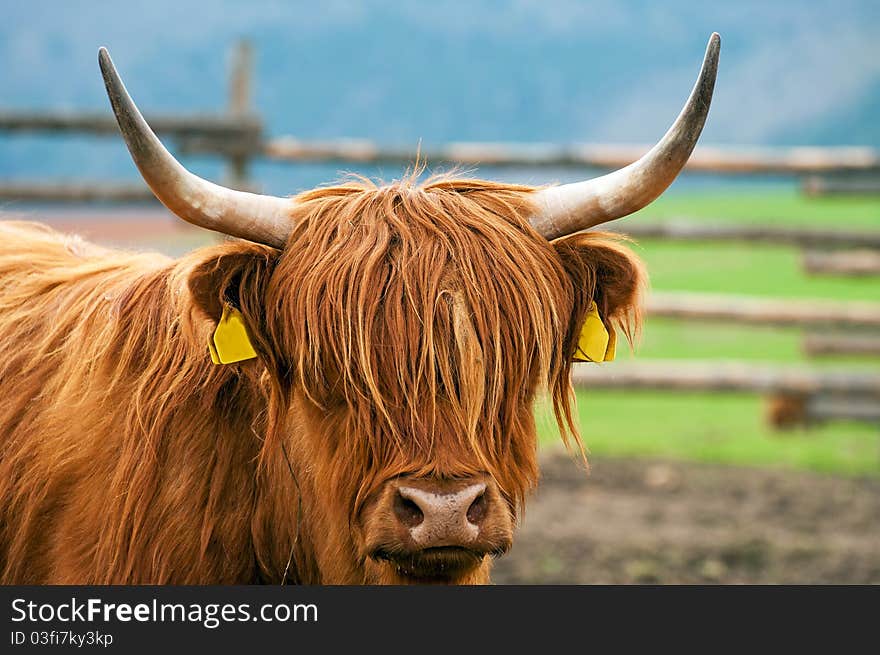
364,475,513,581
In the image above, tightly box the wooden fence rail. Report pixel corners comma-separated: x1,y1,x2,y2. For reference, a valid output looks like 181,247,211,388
806,397,880,423
262,138,880,175
612,222,880,250
0,110,260,141
802,333,880,357
9,112,878,176
648,292,880,330
803,175,880,196
0,182,154,203
571,361,880,397
802,249,880,277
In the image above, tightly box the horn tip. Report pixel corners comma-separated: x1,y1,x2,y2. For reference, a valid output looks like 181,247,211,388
702,33,721,75
97,47,113,75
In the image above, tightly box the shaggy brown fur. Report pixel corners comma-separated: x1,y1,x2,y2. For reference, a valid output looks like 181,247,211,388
0,176,645,584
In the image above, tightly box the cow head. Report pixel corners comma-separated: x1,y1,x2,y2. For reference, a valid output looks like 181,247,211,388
98,34,718,584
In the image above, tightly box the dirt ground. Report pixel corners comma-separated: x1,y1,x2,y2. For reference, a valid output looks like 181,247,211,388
493,452,880,584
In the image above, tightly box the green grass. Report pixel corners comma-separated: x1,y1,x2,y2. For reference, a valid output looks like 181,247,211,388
636,319,877,369
635,187,880,228
637,241,880,301
630,188,879,301
535,391,880,477
640,319,802,361
543,188,880,476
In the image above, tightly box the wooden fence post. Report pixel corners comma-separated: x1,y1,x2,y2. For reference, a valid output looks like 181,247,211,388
227,39,254,190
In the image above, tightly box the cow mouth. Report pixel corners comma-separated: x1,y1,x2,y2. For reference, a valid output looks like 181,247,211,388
370,546,488,582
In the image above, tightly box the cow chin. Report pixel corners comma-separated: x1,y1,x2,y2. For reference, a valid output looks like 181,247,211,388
365,549,497,585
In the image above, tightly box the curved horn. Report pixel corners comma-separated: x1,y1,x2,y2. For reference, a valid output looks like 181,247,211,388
98,47,294,248
530,33,720,240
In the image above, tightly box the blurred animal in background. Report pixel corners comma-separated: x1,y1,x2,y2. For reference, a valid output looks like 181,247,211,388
0,34,719,584
765,393,809,430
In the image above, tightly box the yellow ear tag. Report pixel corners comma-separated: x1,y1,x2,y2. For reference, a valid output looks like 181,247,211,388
604,326,617,362
573,301,615,363
207,333,221,365
209,305,258,365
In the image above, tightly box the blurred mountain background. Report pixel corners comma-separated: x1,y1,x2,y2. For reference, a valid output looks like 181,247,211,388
1,0,878,192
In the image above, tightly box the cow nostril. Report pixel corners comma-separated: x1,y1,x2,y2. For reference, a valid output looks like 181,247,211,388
393,492,424,528
466,491,488,525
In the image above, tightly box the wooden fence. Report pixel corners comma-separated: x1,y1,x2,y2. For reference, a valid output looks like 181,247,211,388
802,249,880,277
1,41,879,200
571,361,880,397
0,41,260,192
648,292,880,330
614,223,880,280
802,333,880,357
612,222,880,250
571,361,880,427
260,139,880,175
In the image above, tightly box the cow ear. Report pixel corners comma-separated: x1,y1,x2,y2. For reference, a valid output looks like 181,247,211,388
187,243,279,335
552,232,647,356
